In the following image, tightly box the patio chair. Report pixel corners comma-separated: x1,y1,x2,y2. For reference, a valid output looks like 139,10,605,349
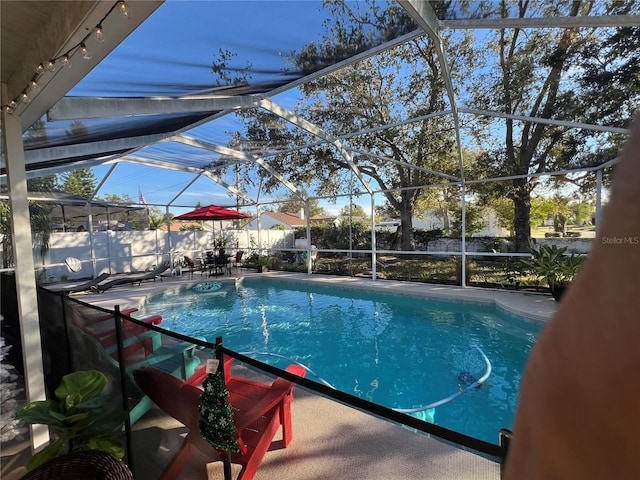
183,256,197,278
233,251,244,272
214,254,232,276
133,358,306,480
59,272,111,295
68,324,202,426
74,310,165,359
92,264,169,293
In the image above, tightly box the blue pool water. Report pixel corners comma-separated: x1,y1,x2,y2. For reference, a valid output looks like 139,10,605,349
136,278,542,444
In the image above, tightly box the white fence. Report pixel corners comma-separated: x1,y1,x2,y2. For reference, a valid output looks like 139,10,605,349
7,227,593,283
32,229,294,282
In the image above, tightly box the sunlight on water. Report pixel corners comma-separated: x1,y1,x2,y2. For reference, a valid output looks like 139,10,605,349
137,279,542,444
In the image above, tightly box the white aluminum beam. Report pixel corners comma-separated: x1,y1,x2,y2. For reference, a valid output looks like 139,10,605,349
460,108,630,134
258,98,374,195
202,172,255,204
264,29,426,100
119,154,209,174
400,0,468,285
0,156,118,185
92,163,118,198
120,154,255,204
170,135,301,197
16,133,172,165
347,147,461,181
39,26,428,169
441,15,640,30
48,94,262,121
167,174,202,205
260,110,454,159
1,106,48,451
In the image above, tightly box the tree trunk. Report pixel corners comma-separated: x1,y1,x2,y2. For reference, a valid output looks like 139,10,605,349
399,205,415,251
512,179,532,253
439,206,450,233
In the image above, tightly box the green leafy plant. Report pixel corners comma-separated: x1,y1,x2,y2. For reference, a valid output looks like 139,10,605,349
17,370,127,471
214,236,228,251
243,253,269,267
521,244,585,300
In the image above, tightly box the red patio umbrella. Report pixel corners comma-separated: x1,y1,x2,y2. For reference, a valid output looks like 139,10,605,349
174,205,251,255
174,205,251,221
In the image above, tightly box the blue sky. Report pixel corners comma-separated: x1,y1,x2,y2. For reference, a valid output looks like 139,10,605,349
67,1,608,218
78,0,350,216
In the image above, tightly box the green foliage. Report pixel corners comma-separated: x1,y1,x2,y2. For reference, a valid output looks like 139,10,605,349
275,193,326,217
520,244,585,289
214,236,228,251
466,1,638,251
0,201,11,267
488,197,515,235
294,223,370,250
61,169,97,199
180,224,203,231
226,1,470,251
148,216,167,230
17,370,126,471
531,195,593,232
60,122,102,211
450,204,486,237
338,203,369,222
27,175,59,192
97,193,154,230
243,253,269,267
0,200,53,267
29,202,53,260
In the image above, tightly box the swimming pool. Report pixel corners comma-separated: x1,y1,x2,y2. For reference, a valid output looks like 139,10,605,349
135,278,542,444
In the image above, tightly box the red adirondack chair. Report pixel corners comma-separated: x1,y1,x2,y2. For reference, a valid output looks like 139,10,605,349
133,358,306,480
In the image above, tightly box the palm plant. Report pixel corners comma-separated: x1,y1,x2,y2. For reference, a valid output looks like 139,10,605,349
521,244,585,301
0,201,53,268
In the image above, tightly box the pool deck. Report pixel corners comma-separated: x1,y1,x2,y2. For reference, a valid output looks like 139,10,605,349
79,269,557,323
35,271,556,479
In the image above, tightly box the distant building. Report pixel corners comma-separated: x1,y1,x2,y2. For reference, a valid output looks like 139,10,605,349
243,210,339,230
162,221,204,232
377,207,509,237
243,211,307,230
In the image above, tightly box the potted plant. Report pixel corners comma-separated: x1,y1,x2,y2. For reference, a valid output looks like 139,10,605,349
256,255,269,273
521,244,585,301
17,370,127,471
214,236,228,256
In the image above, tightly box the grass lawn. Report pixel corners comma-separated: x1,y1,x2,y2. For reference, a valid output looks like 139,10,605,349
531,225,595,238
279,255,547,293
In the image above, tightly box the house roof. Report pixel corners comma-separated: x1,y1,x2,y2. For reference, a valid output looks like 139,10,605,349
163,221,203,232
309,215,337,224
0,189,142,221
261,211,307,227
